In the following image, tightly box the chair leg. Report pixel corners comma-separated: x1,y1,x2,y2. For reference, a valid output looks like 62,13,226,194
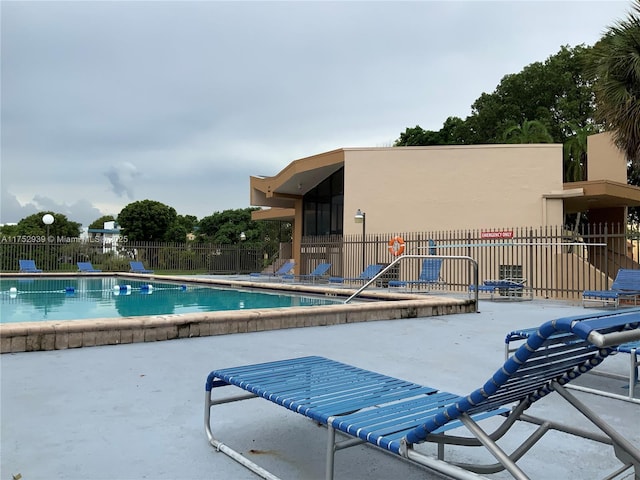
552,381,640,476
325,424,336,480
630,347,639,399
458,414,530,480
205,389,281,480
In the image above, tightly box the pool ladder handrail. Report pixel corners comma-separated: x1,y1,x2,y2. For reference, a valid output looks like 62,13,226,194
343,254,479,313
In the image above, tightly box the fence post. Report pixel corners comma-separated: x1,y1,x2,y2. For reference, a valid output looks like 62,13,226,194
604,223,609,287
529,228,534,297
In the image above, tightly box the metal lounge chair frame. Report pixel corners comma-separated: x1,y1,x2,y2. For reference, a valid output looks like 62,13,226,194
18,259,42,273
506,324,640,405
388,258,444,291
205,309,640,480
583,269,640,308
328,264,384,285
250,261,295,280
77,261,102,272
470,279,533,301
129,261,153,274
282,262,331,283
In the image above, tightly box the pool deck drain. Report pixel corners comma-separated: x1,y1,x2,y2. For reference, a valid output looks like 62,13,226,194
0,273,474,353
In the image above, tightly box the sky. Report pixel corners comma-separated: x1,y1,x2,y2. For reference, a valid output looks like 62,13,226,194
1,0,633,228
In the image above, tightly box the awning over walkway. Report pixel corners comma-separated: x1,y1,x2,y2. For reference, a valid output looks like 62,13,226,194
562,180,640,213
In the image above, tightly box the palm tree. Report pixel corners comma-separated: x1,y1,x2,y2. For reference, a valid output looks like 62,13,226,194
563,123,600,183
501,120,554,144
563,123,600,248
589,0,640,165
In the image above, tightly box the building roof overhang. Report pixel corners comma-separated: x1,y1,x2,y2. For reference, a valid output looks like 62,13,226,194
560,180,640,213
250,149,345,210
251,207,296,222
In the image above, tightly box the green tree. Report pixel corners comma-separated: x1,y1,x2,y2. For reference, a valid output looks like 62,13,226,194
164,224,189,243
197,208,291,256
88,215,116,230
589,0,640,165
117,200,177,241
563,123,601,245
629,163,640,222
501,120,554,144
467,45,595,144
13,212,81,238
396,45,596,147
161,215,199,244
394,117,470,146
439,116,471,144
394,125,440,146
0,224,19,236
563,123,600,183
198,208,255,244
176,214,198,233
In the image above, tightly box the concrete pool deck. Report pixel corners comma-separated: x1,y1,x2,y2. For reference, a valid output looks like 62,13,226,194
1,298,639,480
0,273,474,353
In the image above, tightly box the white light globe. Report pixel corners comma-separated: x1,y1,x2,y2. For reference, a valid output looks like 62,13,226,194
42,214,54,225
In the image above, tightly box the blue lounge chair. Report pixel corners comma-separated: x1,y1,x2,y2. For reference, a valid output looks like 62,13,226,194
388,258,444,290
282,262,331,283
328,264,384,284
205,309,640,480
18,259,42,273
250,261,295,280
77,261,101,272
129,261,154,274
468,283,499,299
506,325,640,404
583,268,640,308
470,278,533,300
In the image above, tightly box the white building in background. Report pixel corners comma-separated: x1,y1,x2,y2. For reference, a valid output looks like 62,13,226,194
87,221,122,254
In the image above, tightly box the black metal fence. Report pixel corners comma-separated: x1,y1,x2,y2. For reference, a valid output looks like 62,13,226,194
299,223,640,300
3,223,640,300
0,238,273,275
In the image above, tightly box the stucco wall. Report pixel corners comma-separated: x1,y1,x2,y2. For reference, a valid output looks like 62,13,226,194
587,132,626,182
343,144,563,235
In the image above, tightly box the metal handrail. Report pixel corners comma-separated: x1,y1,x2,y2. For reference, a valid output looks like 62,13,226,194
344,254,479,312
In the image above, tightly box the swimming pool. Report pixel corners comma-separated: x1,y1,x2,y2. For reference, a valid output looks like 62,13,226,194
0,277,344,323
0,273,474,353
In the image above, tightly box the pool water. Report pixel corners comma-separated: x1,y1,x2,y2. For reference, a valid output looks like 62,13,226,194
0,278,343,323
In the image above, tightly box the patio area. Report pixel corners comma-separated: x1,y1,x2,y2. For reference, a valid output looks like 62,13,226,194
1,299,638,479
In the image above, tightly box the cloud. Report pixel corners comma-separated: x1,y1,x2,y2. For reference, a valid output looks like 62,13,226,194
1,0,633,228
104,162,141,199
0,190,104,227
0,191,39,225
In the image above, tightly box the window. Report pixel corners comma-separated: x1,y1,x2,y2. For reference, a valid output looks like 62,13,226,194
499,264,523,280
302,168,344,236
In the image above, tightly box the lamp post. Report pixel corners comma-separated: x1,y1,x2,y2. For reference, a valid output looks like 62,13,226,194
42,213,54,271
354,209,366,271
238,232,246,273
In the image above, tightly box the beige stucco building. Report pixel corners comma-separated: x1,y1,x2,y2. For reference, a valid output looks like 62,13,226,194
250,132,640,279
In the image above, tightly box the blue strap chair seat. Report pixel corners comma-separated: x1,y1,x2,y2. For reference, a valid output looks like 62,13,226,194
205,309,640,480
18,259,42,273
282,263,331,283
388,258,444,290
77,262,102,272
469,279,533,301
505,314,640,404
129,261,153,274
329,264,383,284
250,261,295,280
583,269,640,308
